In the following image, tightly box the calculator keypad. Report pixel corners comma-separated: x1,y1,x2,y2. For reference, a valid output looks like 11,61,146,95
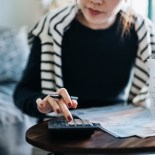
48,117,94,129
48,116,100,138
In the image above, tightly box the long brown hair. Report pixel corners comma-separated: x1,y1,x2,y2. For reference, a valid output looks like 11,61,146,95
120,7,134,36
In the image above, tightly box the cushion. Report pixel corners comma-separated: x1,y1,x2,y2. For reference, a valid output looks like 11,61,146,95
0,27,30,82
0,27,34,155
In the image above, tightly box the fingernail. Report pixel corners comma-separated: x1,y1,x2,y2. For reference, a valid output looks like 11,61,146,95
40,103,44,107
67,116,72,122
68,103,72,108
56,109,61,114
36,98,42,104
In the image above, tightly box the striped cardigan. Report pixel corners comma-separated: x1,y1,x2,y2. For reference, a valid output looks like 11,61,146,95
29,5,155,104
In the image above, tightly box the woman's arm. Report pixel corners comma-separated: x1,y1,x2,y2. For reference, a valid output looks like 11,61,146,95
14,36,46,118
14,36,78,121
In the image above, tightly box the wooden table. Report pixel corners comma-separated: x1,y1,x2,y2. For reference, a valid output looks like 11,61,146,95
26,120,155,154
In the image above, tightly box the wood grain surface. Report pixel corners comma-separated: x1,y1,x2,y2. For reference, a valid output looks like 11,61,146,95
26,120,155,154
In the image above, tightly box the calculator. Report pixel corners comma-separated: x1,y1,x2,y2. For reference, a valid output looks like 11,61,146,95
48,116,100,139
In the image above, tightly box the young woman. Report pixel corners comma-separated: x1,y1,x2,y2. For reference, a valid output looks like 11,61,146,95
14,0,155,121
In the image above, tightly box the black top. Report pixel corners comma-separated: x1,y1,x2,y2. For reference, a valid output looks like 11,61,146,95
62,16,138,108
14,14,138,117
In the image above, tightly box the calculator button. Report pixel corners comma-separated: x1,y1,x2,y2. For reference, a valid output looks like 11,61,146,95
81,120,93,126
61,122,66,126
74,119,83,126
68,120,75,126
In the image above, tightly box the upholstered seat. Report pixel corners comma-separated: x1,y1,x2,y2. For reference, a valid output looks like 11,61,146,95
0,28,36,155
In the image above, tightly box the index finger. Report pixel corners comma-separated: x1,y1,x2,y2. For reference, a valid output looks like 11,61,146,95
57,88,72,108
58,99,73,122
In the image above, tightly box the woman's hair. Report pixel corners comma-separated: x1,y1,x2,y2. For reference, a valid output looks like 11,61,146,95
120,7,134,36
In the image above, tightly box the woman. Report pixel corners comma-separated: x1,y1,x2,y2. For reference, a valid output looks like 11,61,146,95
14,0,155,121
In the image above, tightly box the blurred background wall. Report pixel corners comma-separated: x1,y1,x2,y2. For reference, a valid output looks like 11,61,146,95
0,0,46,28
0,0,154,29
0,0,74,29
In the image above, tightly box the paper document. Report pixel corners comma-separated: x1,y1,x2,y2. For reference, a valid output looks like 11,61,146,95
71,104,155,138
148,59,155,99
148,55,155,118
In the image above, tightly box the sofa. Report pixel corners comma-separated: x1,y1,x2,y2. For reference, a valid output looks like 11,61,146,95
0,27,36,155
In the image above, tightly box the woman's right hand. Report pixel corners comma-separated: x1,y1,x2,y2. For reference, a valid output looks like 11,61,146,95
36,88,78,122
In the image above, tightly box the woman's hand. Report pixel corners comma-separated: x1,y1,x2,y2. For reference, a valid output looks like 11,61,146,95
36,88,78,121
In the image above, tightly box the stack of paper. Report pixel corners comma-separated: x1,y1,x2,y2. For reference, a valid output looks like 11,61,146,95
148,54,155,118
71,104,155,138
